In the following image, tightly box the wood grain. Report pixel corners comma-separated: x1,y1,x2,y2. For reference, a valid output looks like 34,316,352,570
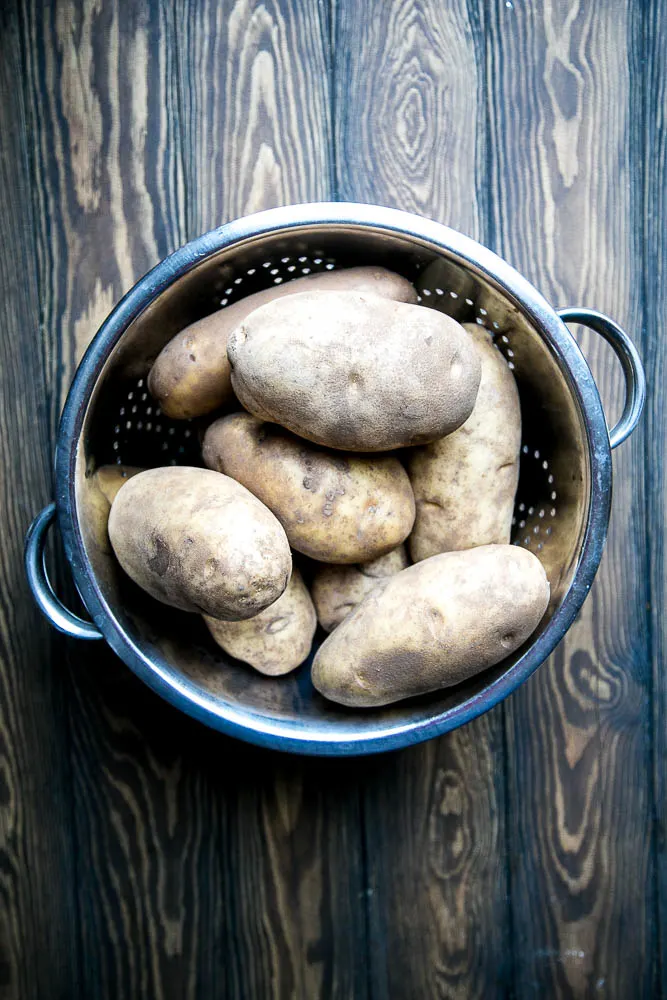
0,5,79,998
5,0,661,996
487,2,653,996
19,1,200,997
201,752,367,1000
175,3,367,997
177,0,333,235
334,3,511,997
21,0,185,426
335,0,487,236
645,0,667,994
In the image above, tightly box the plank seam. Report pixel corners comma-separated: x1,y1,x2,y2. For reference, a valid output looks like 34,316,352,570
328,0,339,202
641,0,661,992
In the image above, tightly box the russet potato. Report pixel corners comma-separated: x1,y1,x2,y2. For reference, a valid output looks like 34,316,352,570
148,267,417,419
204,567,316,676
94,464,144,505
408,322,521,561
202,412,415,564
108,466,292,620
227,291,481,451
311,545,409,632
312,545,549,707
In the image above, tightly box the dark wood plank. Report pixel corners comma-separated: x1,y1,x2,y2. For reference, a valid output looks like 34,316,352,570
11,2,657,998
645,0,667,994
176,3,367,997
21,0,364,995
334,4,511,998
336,0,486,238
21,0,186,429
18,2,207,998
487,3,653,996
0,4,79,998
177,0,333,235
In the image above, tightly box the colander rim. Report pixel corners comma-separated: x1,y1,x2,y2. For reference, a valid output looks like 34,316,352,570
54,203,612,755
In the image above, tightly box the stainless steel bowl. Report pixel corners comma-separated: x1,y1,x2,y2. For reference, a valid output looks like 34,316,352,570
24,204,645,755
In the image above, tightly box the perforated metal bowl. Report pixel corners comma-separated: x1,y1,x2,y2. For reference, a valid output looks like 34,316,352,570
25,204,645,755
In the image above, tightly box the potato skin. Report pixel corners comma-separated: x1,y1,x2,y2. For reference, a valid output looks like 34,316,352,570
227,292,481,451
311,545,409,632
203,568,316,676
77,465,145,556
312,545,549,707
108,466,291,620
95,464,144,505
408,323,521,561
148,267,417,419
202,412,415,564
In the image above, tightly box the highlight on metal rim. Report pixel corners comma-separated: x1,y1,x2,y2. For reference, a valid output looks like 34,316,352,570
558,307,646,449
24,502,103,640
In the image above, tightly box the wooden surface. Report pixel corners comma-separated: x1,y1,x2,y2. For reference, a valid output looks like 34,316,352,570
1,1,658,997
489,4,653,998
336,5,510,998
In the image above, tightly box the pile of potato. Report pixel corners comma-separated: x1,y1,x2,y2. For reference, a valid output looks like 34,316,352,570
100,266,550,708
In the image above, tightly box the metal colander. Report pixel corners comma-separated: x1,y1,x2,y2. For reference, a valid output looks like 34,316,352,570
26,204,645,755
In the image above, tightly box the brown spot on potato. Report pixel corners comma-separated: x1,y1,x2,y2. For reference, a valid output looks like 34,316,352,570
204,557,218,580
147,535,170,576
265,616,290,635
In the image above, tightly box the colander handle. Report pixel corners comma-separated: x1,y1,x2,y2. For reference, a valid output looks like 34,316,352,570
24,503,103,640
558,308,646,449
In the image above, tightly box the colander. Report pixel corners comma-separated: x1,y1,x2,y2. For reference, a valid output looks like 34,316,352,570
24,204,645,756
